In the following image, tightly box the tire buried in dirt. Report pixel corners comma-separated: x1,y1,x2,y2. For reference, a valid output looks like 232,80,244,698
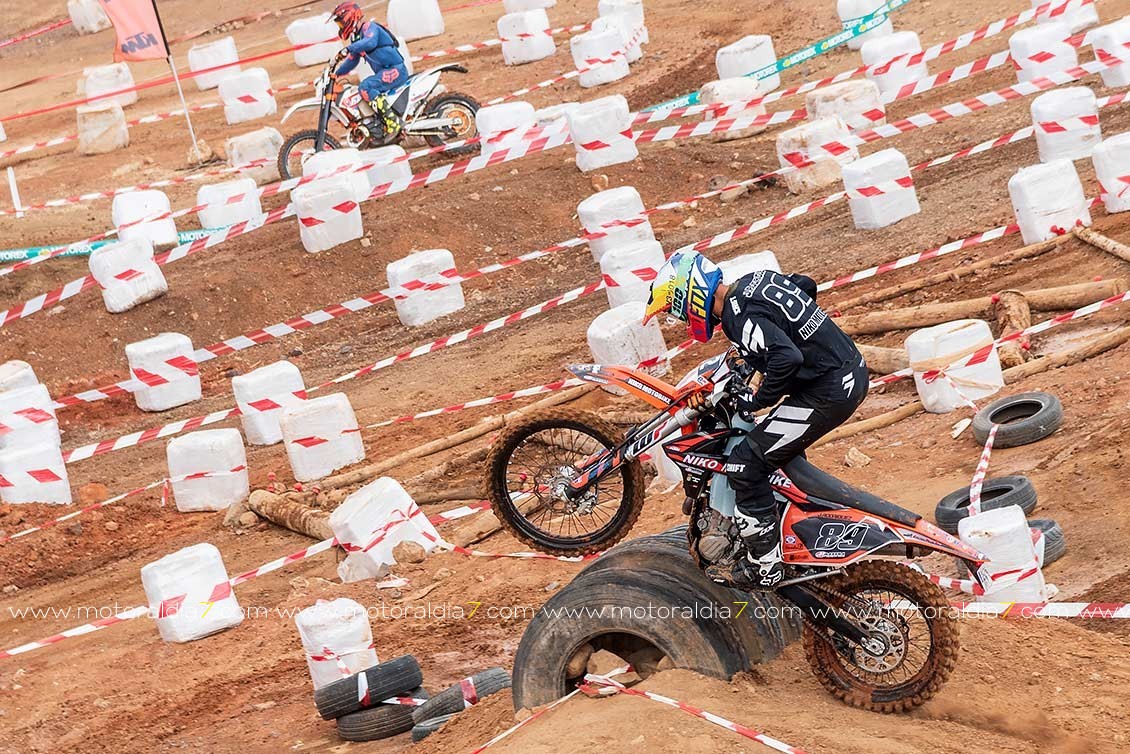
934,475,1038,534
972,391,1063,448
335,686,427,742
411,667,510,723
411,712,458,742
510,529,800,710
486,408,646,557
314,655,423,720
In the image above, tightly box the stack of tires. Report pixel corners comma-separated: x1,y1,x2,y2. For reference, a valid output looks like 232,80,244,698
410,668,511,741
313,655,428,742
935,392,1067,570
510,527,800,709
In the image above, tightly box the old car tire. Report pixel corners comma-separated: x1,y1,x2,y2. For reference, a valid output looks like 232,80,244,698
314,655,423,720
972,392,1063,448
411,667,510,723
934,476,1038,535
335,687,427,742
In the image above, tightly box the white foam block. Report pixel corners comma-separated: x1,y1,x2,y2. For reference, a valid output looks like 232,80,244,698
292,175,364,253
476,101,538,157
505,0,555,10
718,251,782,284
141,543,244,643
499,9,555,66
0,361,38,394
329,478,440,582
358,145,412,191
219,67,276,125
905,319,1003,414
227,127,284,185
578,186,655,263
599,0,647,44
960,506,1048,602
698,79,766,141
0,443,71,505
842,147,920,229
1091,18,1130,88
600,240,665,309
776,116,859,194
82,63,137,108
805,80,885,130
386,249,465,326
592,15,641,64
77,102,129,155
89,237,168,314
281,393,365,482
301,147,369,202
295,599,380,689
1033,0,1099,34
715,35,780,92
197,178,262,229
232,361,307,446
587,301,669,394
0,383,60,450
1093,132,1130,213
838,0,894,50
68,0,111,33
568,95,638,172
166,429,249,513
1031,87,1102,163
125,332,202,412
387,0,445,42
1008,159,1093,244
861,31,928,95
570,28,630,88
1009,23,1077,83
188,36,241,91
112,189,178,247
535,102,581,126
286,14,342,67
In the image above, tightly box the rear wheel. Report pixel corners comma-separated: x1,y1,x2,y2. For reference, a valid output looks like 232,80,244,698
278,129,341,181
423,92,480,155
485,408,645,556
803,560,959,713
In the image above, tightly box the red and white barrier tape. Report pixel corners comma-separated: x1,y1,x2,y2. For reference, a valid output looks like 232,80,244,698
967,423,1000,516
0,502,489,658
0,17,71,49
413,22,591,63
580,674,809,754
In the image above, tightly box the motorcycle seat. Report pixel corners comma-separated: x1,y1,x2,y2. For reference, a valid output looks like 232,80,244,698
782,456,921,527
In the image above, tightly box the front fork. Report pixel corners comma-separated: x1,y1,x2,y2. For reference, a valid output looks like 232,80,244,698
315,99,333,152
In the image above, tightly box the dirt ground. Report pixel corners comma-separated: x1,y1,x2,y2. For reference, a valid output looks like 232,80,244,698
2,0,1130,752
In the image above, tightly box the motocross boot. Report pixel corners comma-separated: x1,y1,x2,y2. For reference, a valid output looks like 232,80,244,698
373,94,401,139
721,509,785,591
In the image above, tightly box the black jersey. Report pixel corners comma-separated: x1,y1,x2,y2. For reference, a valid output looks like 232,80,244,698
719,270,862,412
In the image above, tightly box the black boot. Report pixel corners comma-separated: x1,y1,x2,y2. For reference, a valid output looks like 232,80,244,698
728,509,785,590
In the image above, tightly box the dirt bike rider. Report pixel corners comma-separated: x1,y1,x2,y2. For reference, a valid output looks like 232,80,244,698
330,2,409,138
643,252,869,590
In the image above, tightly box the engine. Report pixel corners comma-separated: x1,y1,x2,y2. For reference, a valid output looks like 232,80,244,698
694,505,743,565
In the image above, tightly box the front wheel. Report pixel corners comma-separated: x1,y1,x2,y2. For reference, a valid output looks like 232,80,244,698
277,129,341,181
803,560,959,713
485,408,645,556
422,92,480,156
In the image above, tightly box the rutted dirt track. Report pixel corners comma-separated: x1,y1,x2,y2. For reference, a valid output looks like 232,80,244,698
2,0,1130,752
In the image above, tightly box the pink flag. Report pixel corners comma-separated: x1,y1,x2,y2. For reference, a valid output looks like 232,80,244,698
96,0,170,61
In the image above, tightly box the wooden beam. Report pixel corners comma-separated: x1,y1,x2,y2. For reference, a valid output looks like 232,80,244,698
1076,226,1130,264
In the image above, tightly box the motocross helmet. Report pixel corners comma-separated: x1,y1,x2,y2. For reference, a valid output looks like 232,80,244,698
642,251,724,343
331,2,364,40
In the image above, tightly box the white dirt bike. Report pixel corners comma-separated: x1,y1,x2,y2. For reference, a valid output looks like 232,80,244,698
277,53,480,180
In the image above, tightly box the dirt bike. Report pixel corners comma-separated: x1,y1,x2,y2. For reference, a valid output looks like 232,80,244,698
485,350,991,711
277,53,480,180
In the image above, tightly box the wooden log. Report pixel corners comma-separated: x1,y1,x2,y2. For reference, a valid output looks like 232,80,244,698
834,279,1125,335
993,290,1031,369
1003,324,1130,382
401,446,490,490
447,509,503,547
409,484,483,504
857,344,909,374
830,235,1066,312
811,401,923,448
1076,226,1130,264
320,386,592,490
246,489,333,540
